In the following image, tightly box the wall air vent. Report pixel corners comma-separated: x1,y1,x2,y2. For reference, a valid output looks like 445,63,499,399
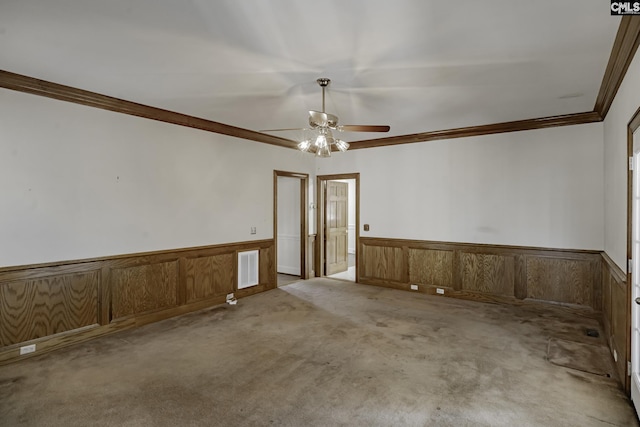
238,250,259,289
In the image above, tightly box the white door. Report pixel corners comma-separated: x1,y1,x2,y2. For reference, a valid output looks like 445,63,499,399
632,128,640,413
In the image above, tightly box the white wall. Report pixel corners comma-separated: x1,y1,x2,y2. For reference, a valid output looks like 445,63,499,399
604,50,640,271
2,82,614,269
0,89,315,267
317,123,604,250
277,176,301,275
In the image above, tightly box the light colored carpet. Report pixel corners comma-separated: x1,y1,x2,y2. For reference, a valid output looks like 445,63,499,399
277,273,300,286
328,266,356,281
0,279,637,426
547,338,615,377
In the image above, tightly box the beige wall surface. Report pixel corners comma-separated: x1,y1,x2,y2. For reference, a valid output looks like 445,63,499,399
317,122,604,251
604,48,640,271
0,89,314,267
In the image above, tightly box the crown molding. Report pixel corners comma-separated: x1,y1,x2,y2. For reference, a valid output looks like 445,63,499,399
349,17,639,150
347,111,602,150
1,17,637,150
594,16,640,119
0,69,298,150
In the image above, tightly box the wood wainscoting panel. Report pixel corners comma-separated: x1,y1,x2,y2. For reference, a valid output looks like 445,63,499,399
611,278,628,383
459,252,515,296
602,266,612,336
184,254,234,303
359,237,601,310
259,245,276,290
525,257,593,306
408,248,453,288
0,239,275,365
361,244,404,283
601,253,629,390
110,260,178,321
0,270,99,347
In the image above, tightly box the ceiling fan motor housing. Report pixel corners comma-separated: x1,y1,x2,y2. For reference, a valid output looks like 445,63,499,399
260,78,390,146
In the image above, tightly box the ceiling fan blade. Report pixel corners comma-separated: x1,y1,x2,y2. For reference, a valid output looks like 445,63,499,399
340,125,390,132
260,127,306,132
309,110,339,128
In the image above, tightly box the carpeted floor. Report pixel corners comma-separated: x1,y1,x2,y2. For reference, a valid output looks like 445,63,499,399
277,273,300,286
328,266,356,282
0,278,637,426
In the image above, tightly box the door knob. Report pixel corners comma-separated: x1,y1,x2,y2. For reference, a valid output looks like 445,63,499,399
636,297,640,305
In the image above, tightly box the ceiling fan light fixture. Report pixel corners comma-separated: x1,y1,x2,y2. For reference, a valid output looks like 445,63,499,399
296,128,349,156
297,139,312,152
316,144,331,158
335,139,350,152
315,134,328,148
276,78,388,157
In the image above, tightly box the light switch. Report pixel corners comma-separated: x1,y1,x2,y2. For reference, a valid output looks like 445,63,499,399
364,224,370,231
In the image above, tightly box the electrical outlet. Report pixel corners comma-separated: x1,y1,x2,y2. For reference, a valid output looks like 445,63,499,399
436,288,445,295
410,284,418,291
226,292,237,305
20,344,36,355
250,227,256,234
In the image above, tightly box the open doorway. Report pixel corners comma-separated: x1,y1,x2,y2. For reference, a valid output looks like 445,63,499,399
274,171,309,287
316,173,360,282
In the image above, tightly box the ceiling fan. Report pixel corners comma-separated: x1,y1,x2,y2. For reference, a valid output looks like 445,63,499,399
262,78,390,157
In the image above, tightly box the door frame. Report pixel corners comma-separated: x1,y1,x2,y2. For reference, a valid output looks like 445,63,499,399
316,173,360,281
628,106,640,396
274,170,309,280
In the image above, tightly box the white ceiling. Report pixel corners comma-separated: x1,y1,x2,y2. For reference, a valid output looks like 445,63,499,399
0,1,621,142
